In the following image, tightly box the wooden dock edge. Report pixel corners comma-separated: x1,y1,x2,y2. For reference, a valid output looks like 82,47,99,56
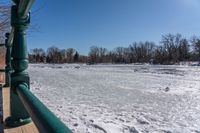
1,87,39,133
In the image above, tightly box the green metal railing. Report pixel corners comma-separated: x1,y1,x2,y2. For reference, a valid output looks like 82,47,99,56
16,83,72,133
3,0,72,132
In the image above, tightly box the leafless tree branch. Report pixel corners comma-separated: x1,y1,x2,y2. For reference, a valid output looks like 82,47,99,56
0,1,10,43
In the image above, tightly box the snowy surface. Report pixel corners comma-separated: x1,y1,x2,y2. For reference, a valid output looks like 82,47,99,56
28,64,200,133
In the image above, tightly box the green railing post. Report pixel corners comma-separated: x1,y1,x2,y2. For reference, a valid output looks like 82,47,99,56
4,33,12,87
5,1,32,127
4,0,72,132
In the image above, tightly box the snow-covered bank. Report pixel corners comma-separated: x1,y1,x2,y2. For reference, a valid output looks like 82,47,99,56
28,64,200,133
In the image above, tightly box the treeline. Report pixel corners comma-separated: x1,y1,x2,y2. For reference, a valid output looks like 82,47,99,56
29,46,87,63
29,34,200,64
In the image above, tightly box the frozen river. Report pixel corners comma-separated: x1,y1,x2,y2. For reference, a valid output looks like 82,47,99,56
28,64,200,133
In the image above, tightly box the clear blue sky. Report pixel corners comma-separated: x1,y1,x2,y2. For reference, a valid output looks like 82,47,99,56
27,0,200,55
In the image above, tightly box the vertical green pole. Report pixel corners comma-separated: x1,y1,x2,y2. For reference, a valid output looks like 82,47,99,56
5,3,31,127
4,33,12,87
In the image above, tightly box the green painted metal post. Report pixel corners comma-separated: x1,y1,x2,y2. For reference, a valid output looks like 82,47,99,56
4,0,72,132
4,33,12,87
5,1,32,127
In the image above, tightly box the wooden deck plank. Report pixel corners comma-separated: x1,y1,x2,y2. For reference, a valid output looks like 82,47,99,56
2,87,9,122
0,73,5,84
2,87,39,133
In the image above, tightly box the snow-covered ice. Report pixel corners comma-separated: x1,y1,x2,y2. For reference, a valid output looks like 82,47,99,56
28,64,200,133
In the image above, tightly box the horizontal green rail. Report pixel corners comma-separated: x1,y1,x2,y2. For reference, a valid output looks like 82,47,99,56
16,83,72,133
18,0,35,18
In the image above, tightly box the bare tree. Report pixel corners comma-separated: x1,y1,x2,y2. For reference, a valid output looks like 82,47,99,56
47,46,62,63
66,48,75,63
191,36,200,61
98,47,108,63
30,48,46,63
129,41,155,63
178,38,190,61
161,34,183,63
73,51,79,62
153,46,168,64
112,47,126,63
129,42,138,62
60,49,67,63
88,46,99,64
